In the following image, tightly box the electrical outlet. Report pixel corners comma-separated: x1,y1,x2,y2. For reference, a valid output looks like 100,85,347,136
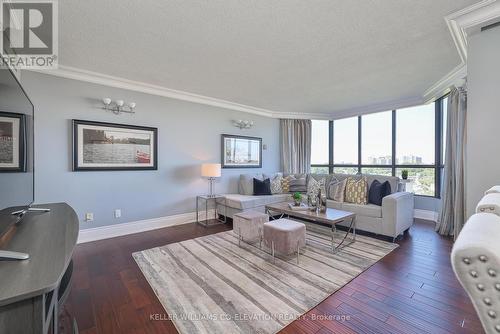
85,213,94,222
114,209,121,218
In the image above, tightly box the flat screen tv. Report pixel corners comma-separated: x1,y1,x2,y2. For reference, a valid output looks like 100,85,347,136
0,67,35,258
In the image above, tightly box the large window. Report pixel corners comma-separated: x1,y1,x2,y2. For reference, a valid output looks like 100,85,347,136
396,104,435,165
362,111,392,165
311,120,329,165
310,97,446,197
333,117,358,165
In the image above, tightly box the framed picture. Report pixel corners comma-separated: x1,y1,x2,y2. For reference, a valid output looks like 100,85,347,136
221,134,262,168
73,120,158,171
0,111,25,172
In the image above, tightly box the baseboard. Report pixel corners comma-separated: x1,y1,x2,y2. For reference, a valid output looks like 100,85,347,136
414,209,438,223
77,209,215,244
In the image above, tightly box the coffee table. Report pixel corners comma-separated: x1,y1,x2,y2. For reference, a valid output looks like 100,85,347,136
265,202,356,253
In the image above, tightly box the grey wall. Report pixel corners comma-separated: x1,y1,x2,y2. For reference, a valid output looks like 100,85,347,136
466,26,500,218
415,196,440,213
21,71,280,229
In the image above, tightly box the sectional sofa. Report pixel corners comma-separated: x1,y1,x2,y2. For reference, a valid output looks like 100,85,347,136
222,172,414,241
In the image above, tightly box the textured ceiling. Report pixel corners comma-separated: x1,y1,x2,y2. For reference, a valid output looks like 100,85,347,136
58,0,479,115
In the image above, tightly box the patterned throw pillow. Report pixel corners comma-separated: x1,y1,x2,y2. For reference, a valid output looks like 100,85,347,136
281,175,295,193
328,177,347,202
307,177,326,199
270,174,283,194
345,176,368,205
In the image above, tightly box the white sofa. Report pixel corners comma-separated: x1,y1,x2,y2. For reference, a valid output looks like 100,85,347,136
222,172,414,241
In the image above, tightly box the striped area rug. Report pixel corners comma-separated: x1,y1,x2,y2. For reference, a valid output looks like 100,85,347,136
133,223,398,334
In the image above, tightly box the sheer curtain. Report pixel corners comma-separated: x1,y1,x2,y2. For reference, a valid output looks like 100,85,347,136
280,119,312,174
437,86,467,239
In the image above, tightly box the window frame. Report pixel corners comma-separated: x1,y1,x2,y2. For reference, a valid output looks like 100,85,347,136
310,96,446,198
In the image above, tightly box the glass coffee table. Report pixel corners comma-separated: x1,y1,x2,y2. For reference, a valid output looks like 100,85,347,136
265,202,356,253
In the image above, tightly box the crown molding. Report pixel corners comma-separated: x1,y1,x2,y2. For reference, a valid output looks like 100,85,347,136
423,64,467,102
422,0,500,101
271,96,424,120
27,1,500,121
30,65,280,118
445,0,500,62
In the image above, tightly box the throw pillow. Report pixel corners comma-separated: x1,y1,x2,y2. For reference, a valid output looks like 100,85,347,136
253,178,272,195
328,178,347,202
368,180,392,206
345,176,368,205
281,175,295,193
239,174,263,195
268,174,283,194
307,177,326,199
289,177,307,193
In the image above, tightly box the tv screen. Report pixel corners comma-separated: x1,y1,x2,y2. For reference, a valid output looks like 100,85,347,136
0,67,34,230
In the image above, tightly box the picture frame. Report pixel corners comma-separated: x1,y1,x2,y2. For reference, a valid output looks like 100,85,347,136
0,111,26,172
221,134,262,168
72,119,158,171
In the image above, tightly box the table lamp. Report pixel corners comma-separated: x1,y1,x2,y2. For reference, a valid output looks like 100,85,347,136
201,163,221,197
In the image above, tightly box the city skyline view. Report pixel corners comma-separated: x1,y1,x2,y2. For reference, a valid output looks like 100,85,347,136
311,103,436,166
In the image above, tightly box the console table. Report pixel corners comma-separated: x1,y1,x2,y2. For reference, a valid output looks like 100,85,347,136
0,203,79,334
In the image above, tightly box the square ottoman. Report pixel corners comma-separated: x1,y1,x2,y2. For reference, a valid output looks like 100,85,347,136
233,211,269,247
263,218,306,263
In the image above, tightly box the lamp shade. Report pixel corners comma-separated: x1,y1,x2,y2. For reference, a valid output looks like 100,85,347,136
201,163,221,178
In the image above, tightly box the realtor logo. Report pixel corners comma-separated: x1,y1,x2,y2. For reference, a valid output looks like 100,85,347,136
0,0,58,69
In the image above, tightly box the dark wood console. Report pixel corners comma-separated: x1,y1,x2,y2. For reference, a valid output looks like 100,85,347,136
0,203,79,333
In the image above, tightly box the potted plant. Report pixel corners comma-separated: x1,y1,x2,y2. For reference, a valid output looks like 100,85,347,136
292,192,302,206
401,170,409,180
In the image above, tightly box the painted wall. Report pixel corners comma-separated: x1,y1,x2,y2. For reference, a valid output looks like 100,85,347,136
21,71,280,229
415,196,440,213
466,26,500,218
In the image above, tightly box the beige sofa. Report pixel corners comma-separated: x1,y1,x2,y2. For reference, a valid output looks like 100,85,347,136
222,172,414,240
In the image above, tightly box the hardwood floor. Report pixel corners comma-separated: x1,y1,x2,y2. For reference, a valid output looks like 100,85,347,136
60,219,483,334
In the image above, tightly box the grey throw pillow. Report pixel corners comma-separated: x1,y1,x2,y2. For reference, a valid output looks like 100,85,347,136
239,174,263,195
289,178,307,193
328,177,347,202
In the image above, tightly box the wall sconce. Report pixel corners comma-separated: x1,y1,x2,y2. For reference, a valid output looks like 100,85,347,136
233,120,254,129
102,98,136,115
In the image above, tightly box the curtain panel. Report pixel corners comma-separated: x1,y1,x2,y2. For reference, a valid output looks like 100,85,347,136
437,87,467,239
280,119,312,174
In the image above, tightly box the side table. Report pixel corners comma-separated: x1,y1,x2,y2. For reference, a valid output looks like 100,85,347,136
196,195,227,227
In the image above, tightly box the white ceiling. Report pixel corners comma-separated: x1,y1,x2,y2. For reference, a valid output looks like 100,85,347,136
56,0,480,117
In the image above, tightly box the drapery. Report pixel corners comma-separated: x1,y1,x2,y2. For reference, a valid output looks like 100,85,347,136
436,86,467,239
280,119,312,174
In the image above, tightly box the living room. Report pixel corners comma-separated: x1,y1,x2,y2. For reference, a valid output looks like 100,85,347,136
1,1,500,333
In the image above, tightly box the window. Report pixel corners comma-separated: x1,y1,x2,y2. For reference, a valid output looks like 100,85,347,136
334,117,358,165
362,111,392,165
311,120,329,165
396,168,435,196
333,167,358,175
396,104,435,165
361,168,392,176
310,97,446,197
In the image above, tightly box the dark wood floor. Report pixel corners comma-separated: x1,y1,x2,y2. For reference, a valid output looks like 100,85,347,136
60,219,483,334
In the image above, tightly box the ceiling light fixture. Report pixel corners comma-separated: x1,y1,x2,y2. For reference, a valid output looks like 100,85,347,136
102,98,136,115
233,120,254,129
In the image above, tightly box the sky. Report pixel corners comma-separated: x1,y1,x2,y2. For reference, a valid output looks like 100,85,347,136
311,103,437,165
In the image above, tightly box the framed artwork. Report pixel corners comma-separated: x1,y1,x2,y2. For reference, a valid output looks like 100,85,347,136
0,111,25,172
73,120,158,171
221,134,262,168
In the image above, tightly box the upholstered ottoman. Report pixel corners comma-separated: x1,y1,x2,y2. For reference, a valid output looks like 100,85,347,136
263,219,306,263
233,211,269,247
